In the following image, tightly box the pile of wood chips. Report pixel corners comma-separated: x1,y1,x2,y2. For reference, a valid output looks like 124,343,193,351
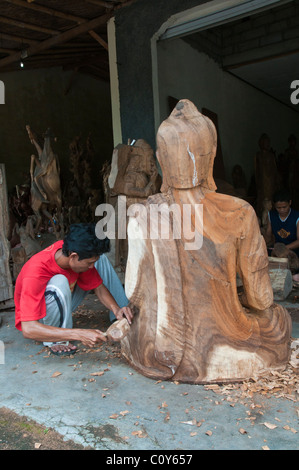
204,339,299,402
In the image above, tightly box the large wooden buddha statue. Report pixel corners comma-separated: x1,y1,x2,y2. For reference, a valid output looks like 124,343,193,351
121,99,291,384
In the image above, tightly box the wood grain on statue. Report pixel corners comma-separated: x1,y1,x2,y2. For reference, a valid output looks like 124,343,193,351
121,99,291,384
104,318,131,342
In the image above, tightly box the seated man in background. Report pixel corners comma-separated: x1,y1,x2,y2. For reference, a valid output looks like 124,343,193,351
14,223,132,356
265,188,299,254
265,188,299,282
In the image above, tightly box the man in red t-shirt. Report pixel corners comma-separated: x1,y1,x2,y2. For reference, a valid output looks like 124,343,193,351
15,223,133,355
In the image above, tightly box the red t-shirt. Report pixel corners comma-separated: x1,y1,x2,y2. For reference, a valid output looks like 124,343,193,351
14,240,102,331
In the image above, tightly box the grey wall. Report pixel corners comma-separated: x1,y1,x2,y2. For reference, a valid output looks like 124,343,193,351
0,67,113,192
114,0,203,149
157,39,299,187
115,0,299,189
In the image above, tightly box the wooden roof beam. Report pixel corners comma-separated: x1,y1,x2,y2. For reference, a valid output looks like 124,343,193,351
83,0,116,8
85,0,136,9
0,12,112,68
2,0,87,24
0,47,15,54
89,30,108,50
3,1,108,52
25,47,102,58
0,15,59,36
0,32,38,46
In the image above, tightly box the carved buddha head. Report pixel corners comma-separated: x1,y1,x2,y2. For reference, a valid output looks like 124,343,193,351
156,99,217,192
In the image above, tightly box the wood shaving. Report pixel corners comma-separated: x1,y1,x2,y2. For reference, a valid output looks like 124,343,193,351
204,340,298,402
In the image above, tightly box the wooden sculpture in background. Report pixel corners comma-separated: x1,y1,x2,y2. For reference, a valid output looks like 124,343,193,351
69,134,94,197
108,139,161,266
65,134,102,225
287,134,299,210
260,197,272,235
231,164,247,198
121,99,291,384
109,138,161,200
277,134,296,190
26,126,63,238
0,164,13,302
254,133,280,217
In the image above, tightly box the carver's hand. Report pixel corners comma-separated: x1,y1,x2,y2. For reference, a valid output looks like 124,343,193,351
114,306,133,324
77,329,107,348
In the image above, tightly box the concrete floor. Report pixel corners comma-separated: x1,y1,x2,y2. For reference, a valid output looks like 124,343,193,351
0,292,298,452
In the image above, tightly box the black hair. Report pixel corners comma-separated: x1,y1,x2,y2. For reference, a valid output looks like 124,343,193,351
62,223,110,260
273,189,291,204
